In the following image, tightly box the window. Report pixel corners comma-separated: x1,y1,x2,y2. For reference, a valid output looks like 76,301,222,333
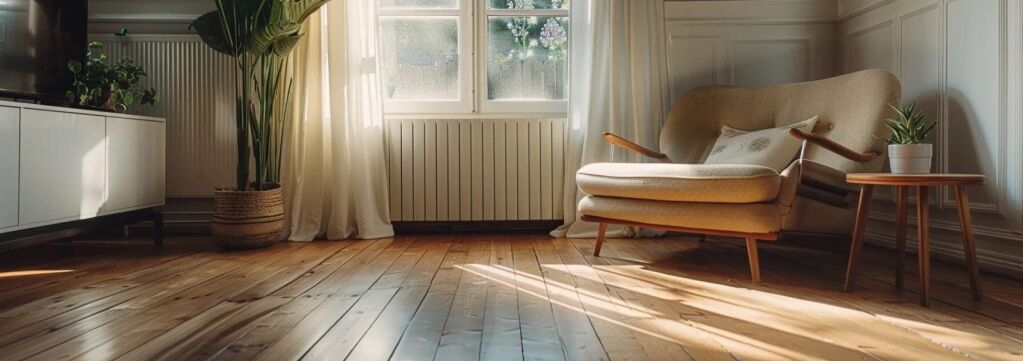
379,0,569,114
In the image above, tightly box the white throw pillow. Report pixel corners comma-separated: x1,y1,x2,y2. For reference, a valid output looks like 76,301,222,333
704,116,819,171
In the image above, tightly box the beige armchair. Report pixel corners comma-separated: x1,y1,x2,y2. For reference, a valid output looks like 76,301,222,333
578,69,902,282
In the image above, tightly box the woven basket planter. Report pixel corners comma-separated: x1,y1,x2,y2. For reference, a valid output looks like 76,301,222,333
212,184,285,250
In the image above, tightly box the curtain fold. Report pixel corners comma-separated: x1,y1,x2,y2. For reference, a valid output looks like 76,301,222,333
284,0,395,242
551,0,669,238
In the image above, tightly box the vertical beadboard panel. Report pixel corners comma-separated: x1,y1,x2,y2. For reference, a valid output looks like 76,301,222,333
471,122,484,220
516,122,530,220
424,120,437,221
494,124,507,220
528,121,542,219
459,120,472,220
482,122,495,221
385,118,566,221
447,123,460,220
505,124,519,220
388,120,402,221
94,35,236,198
400,122,414,220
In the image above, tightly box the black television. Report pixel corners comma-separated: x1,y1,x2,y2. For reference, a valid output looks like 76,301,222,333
0,0,87,104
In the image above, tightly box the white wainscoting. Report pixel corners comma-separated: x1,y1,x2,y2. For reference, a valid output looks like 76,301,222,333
838,0,1023,275
93,35,238,198
664,1,838,98
385,118,566,222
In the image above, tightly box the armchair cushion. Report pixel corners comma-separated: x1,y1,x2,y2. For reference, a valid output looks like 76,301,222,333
579,196,782,233
704,116,819,171
577,163,781,203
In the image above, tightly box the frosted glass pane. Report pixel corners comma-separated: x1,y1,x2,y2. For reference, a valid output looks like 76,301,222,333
381,0,457,8
487,16,567,100
380,17,459,101
489,0,569,9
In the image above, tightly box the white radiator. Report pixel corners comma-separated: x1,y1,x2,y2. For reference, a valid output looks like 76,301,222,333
386,118,566,222
94,35,237,198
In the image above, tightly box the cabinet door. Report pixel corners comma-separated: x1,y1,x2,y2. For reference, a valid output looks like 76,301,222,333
19,109,106,226
104,117,166,212
0,107,18,229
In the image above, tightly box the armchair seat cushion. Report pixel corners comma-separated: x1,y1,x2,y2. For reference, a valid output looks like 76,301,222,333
579,196,782,234
577,163,781,204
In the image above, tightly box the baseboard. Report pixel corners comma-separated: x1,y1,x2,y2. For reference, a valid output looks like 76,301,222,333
393,220,562,235
867,229,1023,281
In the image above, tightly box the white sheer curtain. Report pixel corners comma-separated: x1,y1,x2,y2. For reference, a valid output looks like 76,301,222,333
283,0,395,241
551,0,669,238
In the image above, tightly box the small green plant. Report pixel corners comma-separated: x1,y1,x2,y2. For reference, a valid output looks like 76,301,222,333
67,42,158,112
885,103,936,145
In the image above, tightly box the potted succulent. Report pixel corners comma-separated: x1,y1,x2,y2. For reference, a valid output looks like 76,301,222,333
67,42,159,113
885,104,937,174
191,0,332,249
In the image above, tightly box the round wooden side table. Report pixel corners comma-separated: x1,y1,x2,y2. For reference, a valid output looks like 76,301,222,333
845,173,985,307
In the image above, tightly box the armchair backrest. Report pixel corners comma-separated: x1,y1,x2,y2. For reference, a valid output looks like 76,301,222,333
659,69,901,174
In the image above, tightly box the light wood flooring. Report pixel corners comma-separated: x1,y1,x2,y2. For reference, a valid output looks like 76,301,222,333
1,234,1022,360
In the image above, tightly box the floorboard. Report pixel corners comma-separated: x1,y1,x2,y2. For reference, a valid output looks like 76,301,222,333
0,234,1021,360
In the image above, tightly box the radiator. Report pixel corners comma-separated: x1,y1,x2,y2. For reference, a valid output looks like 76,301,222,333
94,35,237,198
386,118,566,222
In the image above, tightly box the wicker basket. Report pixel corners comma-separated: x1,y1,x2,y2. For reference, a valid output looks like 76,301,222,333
211,184,285,250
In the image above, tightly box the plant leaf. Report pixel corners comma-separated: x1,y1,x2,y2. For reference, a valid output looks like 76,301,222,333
191,11,238,56
247,0,329,56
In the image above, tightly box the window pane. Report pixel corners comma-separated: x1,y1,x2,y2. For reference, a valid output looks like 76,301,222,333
381,0,457,9
489,0,569,9
487,16,568,101
380,17,459,101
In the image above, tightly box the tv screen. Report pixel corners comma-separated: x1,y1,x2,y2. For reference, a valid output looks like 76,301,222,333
0,0,86,103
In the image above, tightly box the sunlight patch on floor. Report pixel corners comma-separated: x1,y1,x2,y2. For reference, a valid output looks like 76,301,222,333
460,262,1012,360
0,270,74,278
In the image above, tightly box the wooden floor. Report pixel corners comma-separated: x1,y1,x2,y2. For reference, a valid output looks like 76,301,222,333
1,235,1022,361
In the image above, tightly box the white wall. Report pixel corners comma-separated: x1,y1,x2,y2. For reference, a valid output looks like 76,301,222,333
664,0,838,98
837,0,1023,275
88,0,211,34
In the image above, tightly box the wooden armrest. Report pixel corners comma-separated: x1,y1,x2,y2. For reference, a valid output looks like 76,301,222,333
789,129,878,163
602,132,671,162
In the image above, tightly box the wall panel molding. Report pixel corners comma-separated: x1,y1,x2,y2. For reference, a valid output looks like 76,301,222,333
839,0,1023,273
665,0,838,24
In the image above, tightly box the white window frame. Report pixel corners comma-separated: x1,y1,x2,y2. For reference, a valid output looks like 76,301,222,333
477,4,569,114
378,2,475,113
377,0,569,115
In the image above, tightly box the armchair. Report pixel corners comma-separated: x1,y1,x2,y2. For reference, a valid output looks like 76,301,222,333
578,69,901,282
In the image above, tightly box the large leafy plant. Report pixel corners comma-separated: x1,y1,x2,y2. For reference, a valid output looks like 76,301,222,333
885,103,936,145
191,0,332,191
67,42,158,113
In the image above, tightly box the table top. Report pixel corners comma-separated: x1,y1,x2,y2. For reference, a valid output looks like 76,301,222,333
847,173,986,186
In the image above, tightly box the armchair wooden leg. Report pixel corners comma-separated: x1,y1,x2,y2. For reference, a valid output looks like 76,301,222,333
745,236,761,283
594,223,608,257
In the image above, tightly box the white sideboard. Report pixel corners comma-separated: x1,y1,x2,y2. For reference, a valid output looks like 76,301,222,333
0,100,166,238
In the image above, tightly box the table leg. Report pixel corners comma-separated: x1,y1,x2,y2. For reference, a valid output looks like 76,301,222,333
916,186,931,307
844,185,874,292
895,186,909,289
954,185,983,301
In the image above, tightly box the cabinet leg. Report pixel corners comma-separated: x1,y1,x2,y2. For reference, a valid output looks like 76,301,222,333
916,186,930,307
954,186,983,301
845,185,874,292
895,186,909,289
153,209,164,246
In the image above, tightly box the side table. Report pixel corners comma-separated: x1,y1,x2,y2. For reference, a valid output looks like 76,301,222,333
845,173,985,306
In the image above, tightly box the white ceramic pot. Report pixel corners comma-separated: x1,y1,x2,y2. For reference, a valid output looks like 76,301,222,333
888,144,933,174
